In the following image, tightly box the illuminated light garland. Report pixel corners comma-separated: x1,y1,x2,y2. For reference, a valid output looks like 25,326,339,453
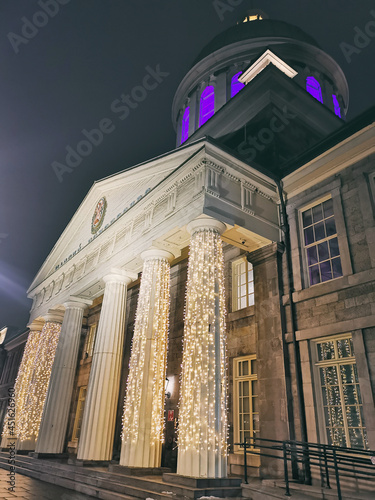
1,328,42,441
121,254,171,467
18,321,61,442
177,227,228,477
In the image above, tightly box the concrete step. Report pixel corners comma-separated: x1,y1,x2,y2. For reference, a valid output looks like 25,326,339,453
0,452,243,499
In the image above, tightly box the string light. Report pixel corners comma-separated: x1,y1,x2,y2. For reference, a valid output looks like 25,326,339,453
121,256,170,466
1,329,42,441
177,228,228,475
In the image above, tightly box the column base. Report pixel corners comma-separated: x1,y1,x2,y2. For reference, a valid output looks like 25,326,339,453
109,464,171,476
16,438,35,452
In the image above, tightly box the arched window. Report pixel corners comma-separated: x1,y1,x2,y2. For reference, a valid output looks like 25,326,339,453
231,72,245,98
181,107,190,144
306,76,323,103
332,95,341,118
199,85,215,127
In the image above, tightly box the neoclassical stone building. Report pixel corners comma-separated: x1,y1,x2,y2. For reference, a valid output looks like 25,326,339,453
2,10,375,483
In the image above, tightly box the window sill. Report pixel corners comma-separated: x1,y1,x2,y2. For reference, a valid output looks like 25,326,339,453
228,305,255,322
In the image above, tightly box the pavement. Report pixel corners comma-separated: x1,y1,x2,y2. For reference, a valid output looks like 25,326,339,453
0,468,97,500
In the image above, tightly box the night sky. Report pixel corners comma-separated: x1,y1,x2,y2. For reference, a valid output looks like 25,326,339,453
1,0,375,329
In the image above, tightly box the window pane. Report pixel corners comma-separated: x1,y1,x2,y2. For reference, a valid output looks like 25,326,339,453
325,217,337,237
306,76,323,103
317,341,335,361
231,71,245,98
349,428,364,449
318,241,329,262
302,209,312,228
307,246,318,266
332,257,343,278
248,293,255,306
242,360,249,376
309,265,320,285
312,204,323,223
243,397,250,413
304,226,315,245
320,261,332,282
323,198,334,218
314,221,326,242
329,238,340,258
251,359,257,375
337,339,351,359
346,406,361,427
243,381,249,396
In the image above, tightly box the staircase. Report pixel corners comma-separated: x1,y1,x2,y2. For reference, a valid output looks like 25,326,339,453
0,451,243,499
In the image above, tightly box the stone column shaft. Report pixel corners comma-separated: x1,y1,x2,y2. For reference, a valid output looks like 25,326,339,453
77,270,133,461
35,299,91,454
120,249,173,468
177,218,228,478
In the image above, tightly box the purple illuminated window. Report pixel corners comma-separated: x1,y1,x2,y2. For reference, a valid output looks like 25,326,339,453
332,95,341,118
181,107,190,144
306,77,323,103
199,86,215,127
231,72,245,98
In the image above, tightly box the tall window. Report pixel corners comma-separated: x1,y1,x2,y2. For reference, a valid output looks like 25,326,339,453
332,95,341,118
232,257,254,311
315,335,368,449
233,355,259,450
72,386,87,442
199,85,215,126
181,107,190,144
231,72,245,98
306,76,323,103
301,198,343,286
83,324,97,358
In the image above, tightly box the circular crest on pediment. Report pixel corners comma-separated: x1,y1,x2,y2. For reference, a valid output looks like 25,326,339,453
91,196,107,234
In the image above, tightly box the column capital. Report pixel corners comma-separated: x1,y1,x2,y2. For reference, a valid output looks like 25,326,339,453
187,216,226,236
63,297,93,310
27,319,45,332
103,268,137,286
141,248,175,263
43,309,64,324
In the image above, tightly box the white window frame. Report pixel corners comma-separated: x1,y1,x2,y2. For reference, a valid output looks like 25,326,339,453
232,256,255,312
298,195,343,287
312,334,368,450
233,355,259,453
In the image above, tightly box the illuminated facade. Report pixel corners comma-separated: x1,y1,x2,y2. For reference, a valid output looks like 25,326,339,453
1,11,375,488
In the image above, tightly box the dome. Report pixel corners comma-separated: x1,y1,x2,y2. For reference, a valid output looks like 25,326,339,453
192,18,321,67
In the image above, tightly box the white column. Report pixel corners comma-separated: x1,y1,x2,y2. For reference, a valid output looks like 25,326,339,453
17,310,64,451
120,249,174,468
77,269,134,461
177,217,228,478
1,319,44,449
35,298,92,454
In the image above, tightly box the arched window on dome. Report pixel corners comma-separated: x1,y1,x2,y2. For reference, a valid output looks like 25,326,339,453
199,86,215,127
306,76,323,103
332,95,341,118
231,72,245,98
181,107,190,144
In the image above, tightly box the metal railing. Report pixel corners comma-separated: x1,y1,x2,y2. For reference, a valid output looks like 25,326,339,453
234,437,375,499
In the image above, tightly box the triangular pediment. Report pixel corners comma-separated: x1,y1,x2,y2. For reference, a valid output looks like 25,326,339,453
28,141,205,291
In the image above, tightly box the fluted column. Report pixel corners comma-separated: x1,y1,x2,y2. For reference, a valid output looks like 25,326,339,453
35,298,92,454
120,248,174,468
1,319,44,449
77,269,134,461
177,217,228,478
17,310,64,451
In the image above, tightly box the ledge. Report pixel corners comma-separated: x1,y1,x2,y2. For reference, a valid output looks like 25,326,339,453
227,305,255,322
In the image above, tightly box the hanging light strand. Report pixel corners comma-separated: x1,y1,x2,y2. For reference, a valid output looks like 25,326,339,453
178,228,228,458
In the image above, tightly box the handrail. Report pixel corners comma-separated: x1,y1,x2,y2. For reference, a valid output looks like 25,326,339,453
234,437,375,499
